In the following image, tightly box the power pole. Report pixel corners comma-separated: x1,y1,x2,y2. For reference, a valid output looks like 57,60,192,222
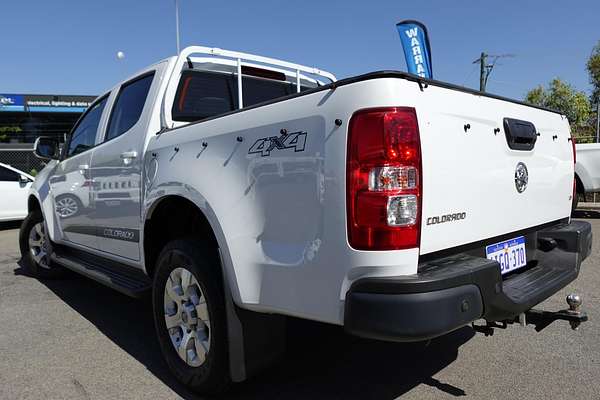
473,52,515,92
596,99,600,143
478,52,486,92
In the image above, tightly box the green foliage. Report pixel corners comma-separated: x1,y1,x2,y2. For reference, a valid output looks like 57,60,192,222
0,126,22,133
587,41,600,106
0,126,22,142
525,78,592,140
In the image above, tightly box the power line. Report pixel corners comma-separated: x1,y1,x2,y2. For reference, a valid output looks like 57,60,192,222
473,52,515,92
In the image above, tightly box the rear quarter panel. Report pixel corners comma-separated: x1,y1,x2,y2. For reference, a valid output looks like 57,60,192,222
145,79,420,324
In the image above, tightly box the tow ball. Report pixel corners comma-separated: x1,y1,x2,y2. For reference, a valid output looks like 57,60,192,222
472,293,588,336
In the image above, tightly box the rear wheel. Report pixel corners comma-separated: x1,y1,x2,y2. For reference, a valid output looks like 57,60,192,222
19,210,65,278
152,239,230,394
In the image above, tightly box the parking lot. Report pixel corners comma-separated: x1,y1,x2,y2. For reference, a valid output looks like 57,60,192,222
0,214,599,400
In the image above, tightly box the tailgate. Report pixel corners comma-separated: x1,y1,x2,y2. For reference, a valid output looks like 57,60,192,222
413,85,573,254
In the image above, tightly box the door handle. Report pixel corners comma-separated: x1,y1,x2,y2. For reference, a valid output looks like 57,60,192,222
120,151,138,159
78,164,89,171
120,151,138,165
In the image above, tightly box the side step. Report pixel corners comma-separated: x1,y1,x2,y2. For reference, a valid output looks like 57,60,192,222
51,246,151,298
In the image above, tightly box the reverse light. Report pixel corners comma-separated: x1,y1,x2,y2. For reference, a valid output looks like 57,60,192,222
387,195,418,226
347,107,422,250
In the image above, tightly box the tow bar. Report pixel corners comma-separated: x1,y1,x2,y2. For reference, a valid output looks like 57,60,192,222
472,293,588,336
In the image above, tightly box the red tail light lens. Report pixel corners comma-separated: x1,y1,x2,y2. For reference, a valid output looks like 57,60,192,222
572,136,577,205
347,107,422,250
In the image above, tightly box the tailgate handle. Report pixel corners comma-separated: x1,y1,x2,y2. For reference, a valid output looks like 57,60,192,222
503,118,537,151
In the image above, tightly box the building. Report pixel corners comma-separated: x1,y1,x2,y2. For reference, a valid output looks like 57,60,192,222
0,93,96,173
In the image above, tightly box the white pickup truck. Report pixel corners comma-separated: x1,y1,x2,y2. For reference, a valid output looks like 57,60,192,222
21,46,591,394
575,143,600,208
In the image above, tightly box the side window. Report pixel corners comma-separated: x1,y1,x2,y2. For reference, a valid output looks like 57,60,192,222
172,70,237,122
105,73,155,141
242,76,296,107
171,69,313,123
66,96,108,157
0,166,20,182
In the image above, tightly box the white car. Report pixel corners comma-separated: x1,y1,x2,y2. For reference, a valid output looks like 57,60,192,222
0,162,33,222
21,46,591,394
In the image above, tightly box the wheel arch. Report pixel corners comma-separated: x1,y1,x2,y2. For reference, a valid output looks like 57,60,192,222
574,163,593,193
143,193,241,304
575,173,584,195
27,194,42,214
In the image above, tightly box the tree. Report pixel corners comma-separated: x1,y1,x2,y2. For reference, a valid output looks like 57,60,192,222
587,41,600,106
525,78,593,141
0,126,22,143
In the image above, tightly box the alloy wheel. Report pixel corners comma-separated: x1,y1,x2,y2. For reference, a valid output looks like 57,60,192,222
164,267,211,367
56,197,78,218
28,222,50,269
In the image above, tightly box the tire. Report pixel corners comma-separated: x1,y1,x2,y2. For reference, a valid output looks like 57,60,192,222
152,238,230,394
54,194,83,219
19,210,65,279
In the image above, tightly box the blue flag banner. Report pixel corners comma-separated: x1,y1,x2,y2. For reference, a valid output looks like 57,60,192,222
396,20,433,79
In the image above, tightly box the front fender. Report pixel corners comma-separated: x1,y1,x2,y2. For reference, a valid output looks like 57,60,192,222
28,161,59,241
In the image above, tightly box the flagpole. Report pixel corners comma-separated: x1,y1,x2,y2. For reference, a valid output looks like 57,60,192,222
175,0,181,54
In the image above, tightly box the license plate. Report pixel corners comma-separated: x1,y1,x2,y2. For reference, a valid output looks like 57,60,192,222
485,236,527,275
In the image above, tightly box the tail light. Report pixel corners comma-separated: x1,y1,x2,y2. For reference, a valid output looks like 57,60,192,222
347,107,422,250
572,136,577,202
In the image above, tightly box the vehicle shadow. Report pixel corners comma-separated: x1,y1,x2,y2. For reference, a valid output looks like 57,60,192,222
572,209,600,219
20,264,473,399
0,221,22,231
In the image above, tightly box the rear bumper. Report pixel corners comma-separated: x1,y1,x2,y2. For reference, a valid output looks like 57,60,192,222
344,220,592,342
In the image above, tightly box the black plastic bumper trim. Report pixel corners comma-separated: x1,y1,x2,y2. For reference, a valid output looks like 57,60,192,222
344,220,592,342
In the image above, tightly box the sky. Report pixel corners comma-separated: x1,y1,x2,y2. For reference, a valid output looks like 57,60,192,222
1,1,598,100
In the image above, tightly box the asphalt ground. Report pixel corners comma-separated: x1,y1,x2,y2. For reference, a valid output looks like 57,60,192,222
1,213,599,399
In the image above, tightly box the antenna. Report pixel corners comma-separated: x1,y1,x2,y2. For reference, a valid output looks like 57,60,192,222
473,53,516,91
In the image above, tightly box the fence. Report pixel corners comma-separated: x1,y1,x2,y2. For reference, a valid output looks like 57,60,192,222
0,148,46,175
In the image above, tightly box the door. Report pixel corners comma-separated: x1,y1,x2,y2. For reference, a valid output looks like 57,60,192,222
50,96,109,248
90,71,156,260
0,165,30,221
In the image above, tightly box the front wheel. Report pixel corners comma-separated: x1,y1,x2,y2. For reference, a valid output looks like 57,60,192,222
152,239,230,394
19,210,64,278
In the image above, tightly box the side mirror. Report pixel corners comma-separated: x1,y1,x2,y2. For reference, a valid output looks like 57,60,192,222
19,175,32,184
34,137,60,160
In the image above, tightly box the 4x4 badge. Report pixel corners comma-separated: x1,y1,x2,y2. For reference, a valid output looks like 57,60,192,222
248,130,307,157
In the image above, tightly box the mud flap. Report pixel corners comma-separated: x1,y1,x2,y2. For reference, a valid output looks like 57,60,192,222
220,251,286,382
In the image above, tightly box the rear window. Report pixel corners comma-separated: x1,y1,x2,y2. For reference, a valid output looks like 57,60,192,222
172,71,237,122
0,166,19,182
172,70,311,123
